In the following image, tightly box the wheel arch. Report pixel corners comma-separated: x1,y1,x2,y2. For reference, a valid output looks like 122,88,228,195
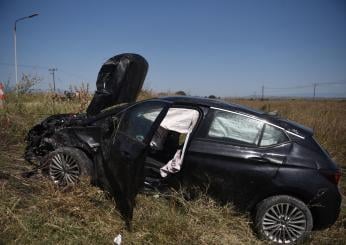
250,188,322,230
249,188,311,214
253,194,313,243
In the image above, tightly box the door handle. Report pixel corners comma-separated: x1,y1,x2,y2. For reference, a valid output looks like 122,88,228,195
248,157,270,163
248,155,284,165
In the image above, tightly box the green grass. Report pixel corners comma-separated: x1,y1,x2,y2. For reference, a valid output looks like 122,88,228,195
0,93,345,244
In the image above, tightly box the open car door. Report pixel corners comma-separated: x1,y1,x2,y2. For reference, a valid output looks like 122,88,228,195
96,100,171,228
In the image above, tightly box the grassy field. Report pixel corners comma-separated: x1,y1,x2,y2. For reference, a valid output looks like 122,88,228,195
0,92,345,244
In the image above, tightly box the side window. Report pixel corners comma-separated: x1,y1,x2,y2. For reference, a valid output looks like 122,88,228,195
259,124,288,146
207,110,264,146
117,102,166,142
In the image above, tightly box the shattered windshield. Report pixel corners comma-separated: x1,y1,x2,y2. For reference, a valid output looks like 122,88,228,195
117,103,165,142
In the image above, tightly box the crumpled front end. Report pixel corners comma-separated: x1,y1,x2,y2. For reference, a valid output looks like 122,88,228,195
24,113,83,165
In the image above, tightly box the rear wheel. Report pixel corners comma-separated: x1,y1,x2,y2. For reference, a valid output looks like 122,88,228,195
44,147,93,185
255,195,313,244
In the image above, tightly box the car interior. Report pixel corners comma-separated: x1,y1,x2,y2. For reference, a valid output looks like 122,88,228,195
143,107,200,191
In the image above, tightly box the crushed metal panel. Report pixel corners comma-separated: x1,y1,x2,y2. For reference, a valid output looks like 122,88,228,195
87,53,148,116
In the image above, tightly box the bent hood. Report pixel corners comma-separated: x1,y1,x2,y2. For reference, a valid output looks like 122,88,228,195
87,53,148,116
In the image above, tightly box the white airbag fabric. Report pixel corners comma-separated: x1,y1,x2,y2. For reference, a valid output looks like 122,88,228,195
158,108,199,177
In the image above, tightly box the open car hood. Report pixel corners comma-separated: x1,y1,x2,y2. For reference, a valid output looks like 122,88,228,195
86,53,148,116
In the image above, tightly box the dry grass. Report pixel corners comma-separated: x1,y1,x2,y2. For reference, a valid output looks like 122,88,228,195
0,146,259,244
0,92,345,244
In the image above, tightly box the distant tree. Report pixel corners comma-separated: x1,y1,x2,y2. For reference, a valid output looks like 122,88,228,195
208,95,216,99
175,90,186,96
15,73,41,94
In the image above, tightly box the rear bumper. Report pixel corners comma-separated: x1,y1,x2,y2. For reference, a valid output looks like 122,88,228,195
309,187,342,230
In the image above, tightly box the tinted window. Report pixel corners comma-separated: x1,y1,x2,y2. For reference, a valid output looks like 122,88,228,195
118,102,165,142
208,110,264,146
260,124,288,146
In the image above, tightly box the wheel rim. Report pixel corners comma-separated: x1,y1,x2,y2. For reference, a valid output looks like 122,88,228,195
49,152,80,185
262,203,307,244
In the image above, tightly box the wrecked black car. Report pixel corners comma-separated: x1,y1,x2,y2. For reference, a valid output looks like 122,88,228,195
25,53,341,244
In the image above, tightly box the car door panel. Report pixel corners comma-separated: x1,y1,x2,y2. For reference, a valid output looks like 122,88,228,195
183,139,291,210
93,100,171,226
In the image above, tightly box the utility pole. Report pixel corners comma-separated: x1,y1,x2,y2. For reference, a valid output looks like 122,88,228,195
49,68,57,92
261,85,264,101
313,83,317,100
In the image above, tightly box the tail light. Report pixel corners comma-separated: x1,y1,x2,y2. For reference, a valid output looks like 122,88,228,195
321,170,342,185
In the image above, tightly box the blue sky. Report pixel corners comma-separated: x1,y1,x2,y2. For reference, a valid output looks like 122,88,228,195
0,0,345,97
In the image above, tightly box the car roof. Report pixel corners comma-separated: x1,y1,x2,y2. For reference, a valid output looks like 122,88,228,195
157,96,313,138
160,96,265,116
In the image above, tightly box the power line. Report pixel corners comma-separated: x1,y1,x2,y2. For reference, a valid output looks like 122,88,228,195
265,85,312,90
0,61,49,70
316,81,346,86
265,81,346,90
0,62,89,82
58,68,89,82
261,81,346,99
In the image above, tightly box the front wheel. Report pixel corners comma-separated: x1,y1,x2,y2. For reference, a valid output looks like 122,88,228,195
255,195,313,244
43,147,93,185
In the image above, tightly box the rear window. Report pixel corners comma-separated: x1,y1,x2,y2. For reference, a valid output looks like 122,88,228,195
203,109,289,147
259,124,288,146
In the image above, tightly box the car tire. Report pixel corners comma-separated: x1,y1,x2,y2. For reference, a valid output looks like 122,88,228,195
43,147,93,185
255,195,313,244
